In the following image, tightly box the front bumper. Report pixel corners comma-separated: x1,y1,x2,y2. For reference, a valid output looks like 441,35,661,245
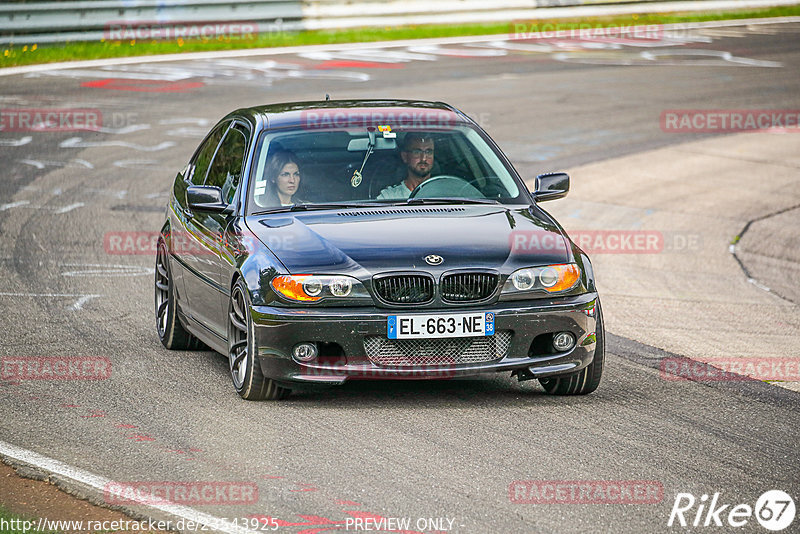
251,292,599,385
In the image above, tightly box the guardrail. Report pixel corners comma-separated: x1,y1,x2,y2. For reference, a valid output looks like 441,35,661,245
0,0,780,45
0,0,304,44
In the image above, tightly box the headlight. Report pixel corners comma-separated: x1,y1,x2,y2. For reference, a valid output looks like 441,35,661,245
502,263,581,297
510,269,535,291
271,274,368,303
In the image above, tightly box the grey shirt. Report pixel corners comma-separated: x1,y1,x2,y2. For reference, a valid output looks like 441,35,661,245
377,182,412,200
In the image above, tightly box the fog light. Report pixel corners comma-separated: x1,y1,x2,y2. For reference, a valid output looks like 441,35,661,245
293,343,318,362
552,332,575,352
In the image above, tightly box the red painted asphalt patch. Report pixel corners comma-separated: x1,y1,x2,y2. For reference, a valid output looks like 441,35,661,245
315,60,404,69
81,79,204,92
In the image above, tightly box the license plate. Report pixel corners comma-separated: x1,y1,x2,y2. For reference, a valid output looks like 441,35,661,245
387,312,495,339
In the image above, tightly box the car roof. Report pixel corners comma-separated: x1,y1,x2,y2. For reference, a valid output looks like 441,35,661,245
230,99,471,130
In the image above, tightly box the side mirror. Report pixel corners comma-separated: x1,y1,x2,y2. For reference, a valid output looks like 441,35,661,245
532,172,569,202
186,185,229,213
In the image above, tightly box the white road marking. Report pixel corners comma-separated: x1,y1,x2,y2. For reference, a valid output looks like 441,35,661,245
53,203,84,214
0,136,32,146
61,264,153,277
159,117,210,126
0,201,30,211
85,188,127,199
0,292,101,310
0,202,87,214
60,137,175,152
71,295,98,310
24,58,371,84
165,126,208,137
19,159,95,170
299,49,435,62
406,44,507,57
92,124,151,135
113,159,159,168
747,278,772,292
25,68,190,81
639,48,783,67
0,440,258,534
554,48,784,67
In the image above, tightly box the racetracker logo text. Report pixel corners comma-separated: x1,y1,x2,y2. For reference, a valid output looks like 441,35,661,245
1,357,111,381
104,481,259,505
510,229,664,254
510,21,663,41
0,108,101,132
104,21,258,41
660,357,800,382
300,110,460,130
509,480,663,504
661,110,800,133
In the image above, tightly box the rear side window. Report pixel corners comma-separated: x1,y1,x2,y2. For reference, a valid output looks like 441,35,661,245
191,122,227,185
206,126,247,204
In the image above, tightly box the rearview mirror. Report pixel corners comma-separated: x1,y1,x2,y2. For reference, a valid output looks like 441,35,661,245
347,137,397,151
186,185,229,213
532,172,569,202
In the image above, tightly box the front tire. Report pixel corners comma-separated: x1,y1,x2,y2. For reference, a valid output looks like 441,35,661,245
539,299,605,395
155,239,200,350
228,279,290,401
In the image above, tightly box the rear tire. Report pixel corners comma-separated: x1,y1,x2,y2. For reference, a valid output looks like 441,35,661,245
155,239,201,350
228,279,290,401
539,299,605,395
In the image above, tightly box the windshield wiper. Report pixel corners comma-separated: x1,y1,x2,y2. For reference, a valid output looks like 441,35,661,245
404,197,500,205
252,202,388,215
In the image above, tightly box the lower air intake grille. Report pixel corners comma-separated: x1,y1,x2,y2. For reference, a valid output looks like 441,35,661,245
364,331,512,367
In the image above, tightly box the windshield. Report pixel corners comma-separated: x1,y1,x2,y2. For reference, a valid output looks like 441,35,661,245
247,124,527,214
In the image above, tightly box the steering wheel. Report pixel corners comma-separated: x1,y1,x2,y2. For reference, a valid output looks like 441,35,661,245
408,175,484,199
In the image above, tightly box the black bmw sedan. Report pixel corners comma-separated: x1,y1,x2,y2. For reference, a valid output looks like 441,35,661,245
155,99,604,400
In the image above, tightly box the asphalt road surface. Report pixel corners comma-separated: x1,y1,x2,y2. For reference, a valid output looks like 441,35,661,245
1,20,799,533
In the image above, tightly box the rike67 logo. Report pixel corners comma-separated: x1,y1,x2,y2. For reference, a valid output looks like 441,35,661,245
668,490,795,531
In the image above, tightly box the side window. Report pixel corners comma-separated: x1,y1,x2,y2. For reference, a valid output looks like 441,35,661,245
191,122,228,185
205,126,247,204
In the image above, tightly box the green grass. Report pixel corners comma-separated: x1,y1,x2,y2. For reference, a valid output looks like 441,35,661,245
2,4,799,68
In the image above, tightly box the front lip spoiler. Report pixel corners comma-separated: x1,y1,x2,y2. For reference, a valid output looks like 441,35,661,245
277,348,591,384
291,360,580,385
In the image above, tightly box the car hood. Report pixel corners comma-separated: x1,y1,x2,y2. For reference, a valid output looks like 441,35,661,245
247,206,571,275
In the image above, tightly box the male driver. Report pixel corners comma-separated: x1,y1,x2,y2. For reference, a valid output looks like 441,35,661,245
377,134,434,200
